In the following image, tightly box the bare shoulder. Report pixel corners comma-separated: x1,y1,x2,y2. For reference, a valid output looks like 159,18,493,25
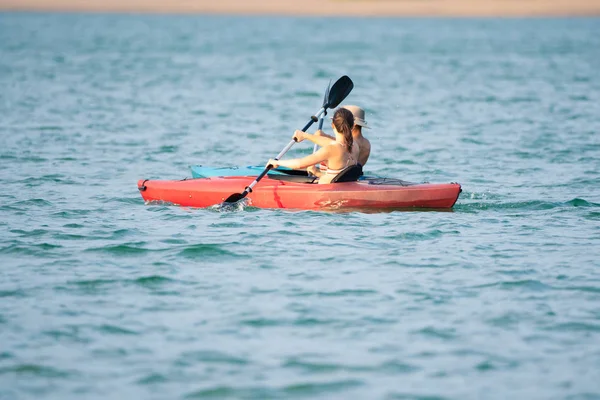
325,141,340,148
325,141,343,154
361,136,371,149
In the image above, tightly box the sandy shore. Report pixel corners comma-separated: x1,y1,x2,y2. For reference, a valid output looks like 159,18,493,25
1,0,600,16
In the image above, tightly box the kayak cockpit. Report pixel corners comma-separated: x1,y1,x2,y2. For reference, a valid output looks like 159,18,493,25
267,164,364,184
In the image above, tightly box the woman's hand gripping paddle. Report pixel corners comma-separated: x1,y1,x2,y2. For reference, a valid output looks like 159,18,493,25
223,75,353,204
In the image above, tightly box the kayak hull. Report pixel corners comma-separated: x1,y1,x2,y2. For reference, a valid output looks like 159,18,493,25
137,176,461,210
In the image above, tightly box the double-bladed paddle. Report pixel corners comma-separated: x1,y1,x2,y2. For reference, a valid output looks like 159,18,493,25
223,75,354,204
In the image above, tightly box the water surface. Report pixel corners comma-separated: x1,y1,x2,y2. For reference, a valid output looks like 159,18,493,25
1,13,599,399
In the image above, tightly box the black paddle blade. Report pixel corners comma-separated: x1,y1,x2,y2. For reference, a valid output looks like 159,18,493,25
326,75,354,109
224,192,245,203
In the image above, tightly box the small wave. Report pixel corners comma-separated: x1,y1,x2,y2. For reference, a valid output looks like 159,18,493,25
455,200,560,211
38,125,63,132
160,238,187,245
9,228,48,237
134,275,175,287
11,198,53,207
16,156,48,163
415,326,457,340
43,327,90,344
183,386,269,399
85,243,151,255
283,358,418,374
57,278,119,296
387,229,446,240
239,318,284,327
107,196,142,205
544,322,600,333
0,204,24,213
293,289,379,298
69,278,118,288
561,286,600,294
156,145,179,153
565,198,599,207
240,316,335,328
51,232,87,240
475,358,520,371
34,174,77,184
136,373,169,385
176,350,248,367
63,223,84,228
471,279,553,291
97,324,139,335
456,196,599,212
63,275,176,294
183,379,365,399
0,289,27,298
283,379,364,396
177,243,239,259
0,242,63,256
109,229,139,239
0,364,72,378
208,221,246,228
52,209,92,218
486,313,524,329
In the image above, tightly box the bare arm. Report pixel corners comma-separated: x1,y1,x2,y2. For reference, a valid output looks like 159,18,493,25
293,130,335,148
315,129,335,140
268,146,330,170
304,132,335,148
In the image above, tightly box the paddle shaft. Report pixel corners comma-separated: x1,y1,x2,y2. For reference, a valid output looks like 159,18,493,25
312,112,325,153
242,108,326,195
313,81,330,154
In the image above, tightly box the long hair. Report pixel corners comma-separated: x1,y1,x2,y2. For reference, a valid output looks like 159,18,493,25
332,108,354,154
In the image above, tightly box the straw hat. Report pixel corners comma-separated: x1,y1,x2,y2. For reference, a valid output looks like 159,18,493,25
339,105,370,129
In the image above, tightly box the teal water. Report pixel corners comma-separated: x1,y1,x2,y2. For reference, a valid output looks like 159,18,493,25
1,12,600,399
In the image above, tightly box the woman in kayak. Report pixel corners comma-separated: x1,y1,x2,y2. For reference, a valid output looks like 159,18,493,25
267,107,359,184
309,105,371,168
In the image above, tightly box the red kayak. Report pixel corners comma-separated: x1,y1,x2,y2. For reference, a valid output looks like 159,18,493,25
137,175,461,210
